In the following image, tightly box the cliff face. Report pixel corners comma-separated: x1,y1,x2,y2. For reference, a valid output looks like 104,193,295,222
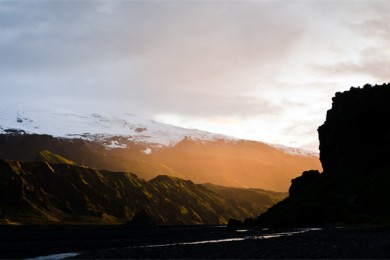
257,83,390,226
319,83,390,173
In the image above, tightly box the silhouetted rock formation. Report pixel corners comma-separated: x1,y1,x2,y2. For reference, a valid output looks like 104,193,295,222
257,83,390,226
289,170,320,197
319,83,390,173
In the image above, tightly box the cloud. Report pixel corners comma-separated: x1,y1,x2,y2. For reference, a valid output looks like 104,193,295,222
0,1,306,119
315,51,390,82
3,0,389,151
311,2,390,83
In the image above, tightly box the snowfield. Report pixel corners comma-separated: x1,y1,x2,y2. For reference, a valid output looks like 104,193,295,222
0,104,317,156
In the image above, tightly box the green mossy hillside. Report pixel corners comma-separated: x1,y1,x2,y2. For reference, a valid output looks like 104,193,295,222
0,155,284,225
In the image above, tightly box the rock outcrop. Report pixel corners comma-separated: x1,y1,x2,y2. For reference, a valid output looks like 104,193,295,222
318,83,390,173
257,83,390,226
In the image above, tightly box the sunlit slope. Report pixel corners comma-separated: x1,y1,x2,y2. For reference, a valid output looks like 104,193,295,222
0,156,285,225
144,139,321,191
36,150,76,165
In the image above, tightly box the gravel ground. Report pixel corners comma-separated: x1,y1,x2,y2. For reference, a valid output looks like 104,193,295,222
76,227,390,259
1,225,390,259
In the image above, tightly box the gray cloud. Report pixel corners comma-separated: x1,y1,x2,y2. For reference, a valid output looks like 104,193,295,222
0,0,305,118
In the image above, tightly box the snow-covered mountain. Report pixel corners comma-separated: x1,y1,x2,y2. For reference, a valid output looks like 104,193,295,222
0,104,317,157
0,104,235,146
0,104,322,191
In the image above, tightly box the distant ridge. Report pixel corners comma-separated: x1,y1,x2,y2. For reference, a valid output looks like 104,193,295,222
0,104,315,156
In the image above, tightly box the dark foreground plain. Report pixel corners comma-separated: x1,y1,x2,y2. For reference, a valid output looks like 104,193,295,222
1,225,390,259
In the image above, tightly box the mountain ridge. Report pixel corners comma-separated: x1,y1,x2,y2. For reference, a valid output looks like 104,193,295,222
0,153,286,225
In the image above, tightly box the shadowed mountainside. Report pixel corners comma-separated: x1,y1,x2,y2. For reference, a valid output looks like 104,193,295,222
0,135,321,191
257,83,390,226
0,151,286,225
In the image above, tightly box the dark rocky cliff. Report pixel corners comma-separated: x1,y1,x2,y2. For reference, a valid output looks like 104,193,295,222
257,83,390,226
319,83,390,173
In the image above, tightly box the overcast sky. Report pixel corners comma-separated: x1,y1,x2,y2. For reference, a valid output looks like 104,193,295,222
1,0,389,151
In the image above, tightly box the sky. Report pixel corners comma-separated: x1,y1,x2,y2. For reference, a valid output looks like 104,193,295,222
1,0,389,152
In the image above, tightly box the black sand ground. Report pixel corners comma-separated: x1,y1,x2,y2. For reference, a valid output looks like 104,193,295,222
1,225,390,259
